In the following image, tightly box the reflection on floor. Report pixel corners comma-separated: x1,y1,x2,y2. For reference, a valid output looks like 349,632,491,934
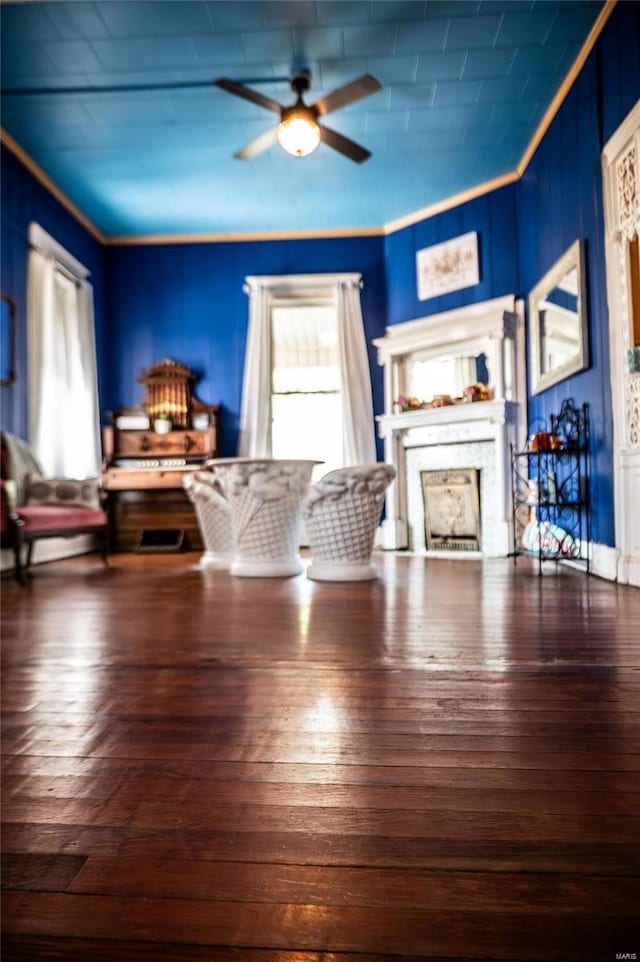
2,551,639,961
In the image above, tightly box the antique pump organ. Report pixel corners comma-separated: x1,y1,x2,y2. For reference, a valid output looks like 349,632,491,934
102,359,219,551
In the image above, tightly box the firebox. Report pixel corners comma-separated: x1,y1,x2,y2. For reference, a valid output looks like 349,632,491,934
420,468,481,552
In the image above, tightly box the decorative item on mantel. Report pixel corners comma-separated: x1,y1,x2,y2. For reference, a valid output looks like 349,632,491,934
395,382,492,412
462,382,492,403
395,395,427,412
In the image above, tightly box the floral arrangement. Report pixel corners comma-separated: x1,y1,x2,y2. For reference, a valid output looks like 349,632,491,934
395,382,492,412
395,395,427,412
462,382,492,403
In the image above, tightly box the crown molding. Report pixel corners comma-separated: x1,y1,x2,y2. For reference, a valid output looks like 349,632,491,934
0,128,105,243
0,0,617,248
104,225,383,245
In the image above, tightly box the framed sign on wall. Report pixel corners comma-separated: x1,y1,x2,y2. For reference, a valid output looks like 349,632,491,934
416,231,480,301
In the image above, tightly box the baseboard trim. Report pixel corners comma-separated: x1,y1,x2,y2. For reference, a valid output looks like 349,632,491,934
385,539,622,581
0,535,95,573
617,556,640,587
589,542,620,581
560,542,619,580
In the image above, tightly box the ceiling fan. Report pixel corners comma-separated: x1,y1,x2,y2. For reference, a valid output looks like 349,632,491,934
214,71,382,163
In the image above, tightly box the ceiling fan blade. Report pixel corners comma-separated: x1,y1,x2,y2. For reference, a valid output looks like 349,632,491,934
214,78,282,115
234,127,278,160
319,125,372,163
313,74,382,117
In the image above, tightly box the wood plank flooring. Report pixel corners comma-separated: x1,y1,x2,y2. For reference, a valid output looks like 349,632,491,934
2,552,639,961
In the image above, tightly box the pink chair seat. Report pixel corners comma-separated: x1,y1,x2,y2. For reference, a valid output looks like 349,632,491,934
15,505,108,533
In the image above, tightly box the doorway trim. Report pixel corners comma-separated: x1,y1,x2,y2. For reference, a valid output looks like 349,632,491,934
602,99,640,586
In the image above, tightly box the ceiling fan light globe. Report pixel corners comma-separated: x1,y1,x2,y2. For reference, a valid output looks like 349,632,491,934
276,111,321,157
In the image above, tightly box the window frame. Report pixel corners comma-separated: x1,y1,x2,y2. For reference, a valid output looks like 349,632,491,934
268,292,343,472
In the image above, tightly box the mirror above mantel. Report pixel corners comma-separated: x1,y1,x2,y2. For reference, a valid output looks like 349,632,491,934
407,350,490,406
529,239,588,395
373,294,525,419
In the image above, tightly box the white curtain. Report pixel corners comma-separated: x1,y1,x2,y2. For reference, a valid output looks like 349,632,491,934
336,278,376,466
455,356,478,389
28,248,101,478
238,280,272,457
238,274,376,466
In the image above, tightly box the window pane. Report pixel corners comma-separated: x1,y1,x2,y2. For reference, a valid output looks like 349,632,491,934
272,305,339,393
271,392,342,481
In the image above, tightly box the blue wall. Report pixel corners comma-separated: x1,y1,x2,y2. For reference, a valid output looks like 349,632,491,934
0,144,106,440
518,0,640,547
598,0,640,146
105,238,387,456
384,183,520,326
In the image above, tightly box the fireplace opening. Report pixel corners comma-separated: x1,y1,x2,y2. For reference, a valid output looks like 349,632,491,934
420,468,481,552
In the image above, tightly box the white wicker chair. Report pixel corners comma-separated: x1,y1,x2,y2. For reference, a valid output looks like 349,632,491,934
182,470,234,569
212,458,318,577
303,463,396,581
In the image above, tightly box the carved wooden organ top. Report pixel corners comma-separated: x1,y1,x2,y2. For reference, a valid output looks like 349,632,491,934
138,358,198,428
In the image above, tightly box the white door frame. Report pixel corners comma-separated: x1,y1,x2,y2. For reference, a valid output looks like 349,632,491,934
602,99,640,586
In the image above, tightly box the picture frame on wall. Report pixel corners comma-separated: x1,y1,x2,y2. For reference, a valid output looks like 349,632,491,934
416,231,480,301
1,293,16,386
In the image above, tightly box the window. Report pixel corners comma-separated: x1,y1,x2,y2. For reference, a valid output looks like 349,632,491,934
239,274,376,469
270,301,343,479
27,223,100,478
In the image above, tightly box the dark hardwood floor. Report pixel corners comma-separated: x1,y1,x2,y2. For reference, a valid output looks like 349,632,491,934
1,551,639,961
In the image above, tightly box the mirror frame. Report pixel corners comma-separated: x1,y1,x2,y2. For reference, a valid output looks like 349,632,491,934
528,239,588,395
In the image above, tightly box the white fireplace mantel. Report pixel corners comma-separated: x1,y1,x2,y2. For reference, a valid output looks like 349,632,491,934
374,295,526,554
378,397,519,437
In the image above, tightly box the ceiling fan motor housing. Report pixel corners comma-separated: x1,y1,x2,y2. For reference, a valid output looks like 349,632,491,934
291,71,312,98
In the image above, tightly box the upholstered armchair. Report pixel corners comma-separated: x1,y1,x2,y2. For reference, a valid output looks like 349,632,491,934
302,463,396,581
182,470,234,569
1,432,108,583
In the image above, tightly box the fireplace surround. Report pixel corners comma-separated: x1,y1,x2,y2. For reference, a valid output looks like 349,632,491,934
374,295,526,557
